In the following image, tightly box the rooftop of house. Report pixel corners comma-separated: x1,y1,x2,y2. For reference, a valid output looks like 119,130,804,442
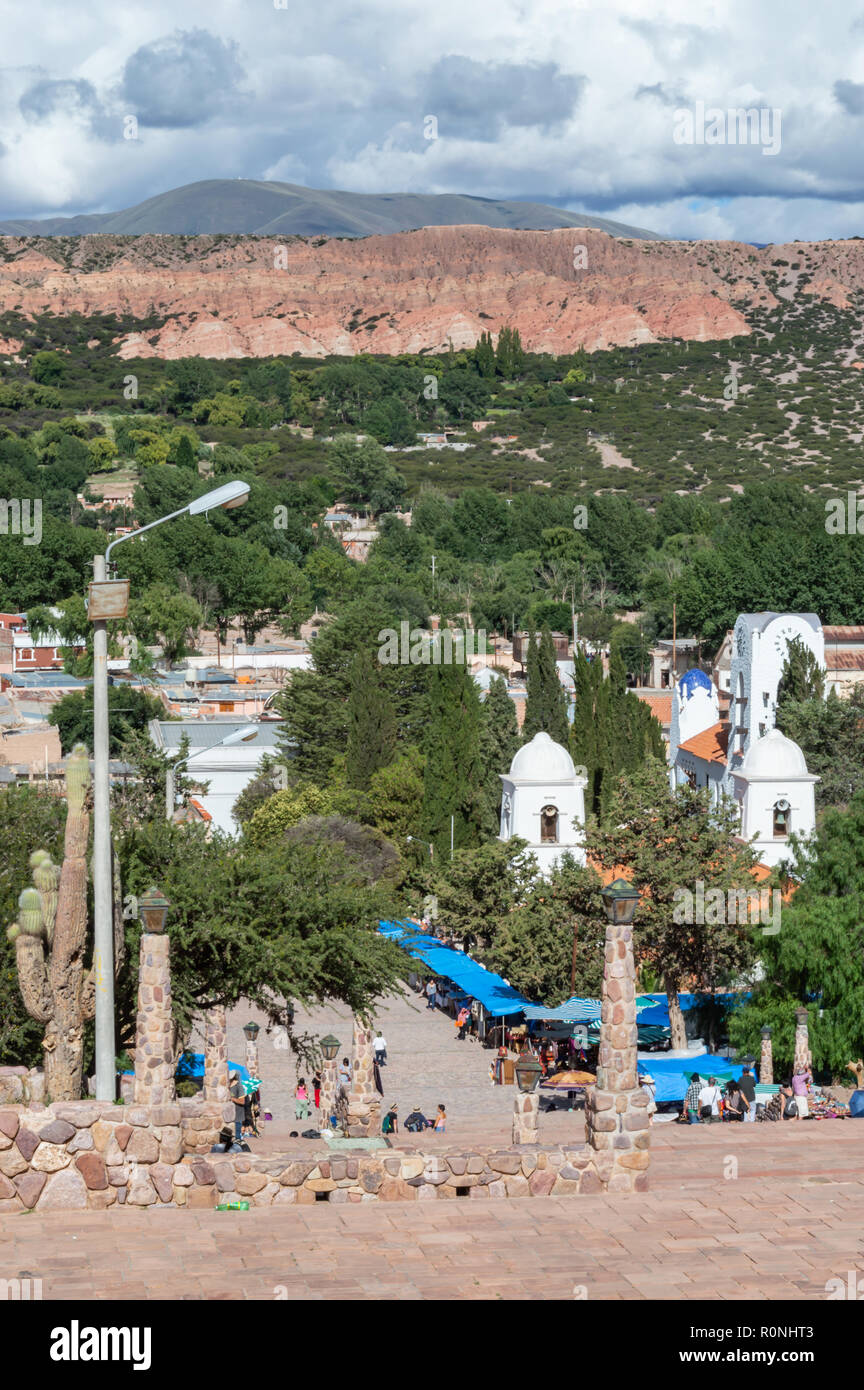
149,719,284,751
677,722,730,765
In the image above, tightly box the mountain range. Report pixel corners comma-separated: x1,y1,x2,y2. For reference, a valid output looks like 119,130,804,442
0,179,662,241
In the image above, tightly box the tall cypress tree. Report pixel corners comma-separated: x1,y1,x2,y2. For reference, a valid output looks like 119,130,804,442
345,649,397,789
479,674,520,836
523,626,569,746
421,658,484,859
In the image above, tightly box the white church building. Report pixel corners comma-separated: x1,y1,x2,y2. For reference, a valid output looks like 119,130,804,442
669,612,822,867
499,731,588,873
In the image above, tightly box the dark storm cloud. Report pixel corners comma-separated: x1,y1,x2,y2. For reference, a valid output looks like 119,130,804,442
834,79,864,114
421,56,584,140
121,28,247,128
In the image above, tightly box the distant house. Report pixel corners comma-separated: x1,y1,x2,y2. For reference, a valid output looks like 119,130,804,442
149,719,287,835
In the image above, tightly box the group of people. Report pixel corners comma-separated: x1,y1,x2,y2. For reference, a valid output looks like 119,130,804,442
227,1071,261,1148
382,1103,447,1135
682,1064,816,1123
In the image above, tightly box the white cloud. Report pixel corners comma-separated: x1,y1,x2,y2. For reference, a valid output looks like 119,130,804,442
0,0,863,239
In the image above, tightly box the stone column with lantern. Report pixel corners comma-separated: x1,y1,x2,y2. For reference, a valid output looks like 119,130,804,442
583,878,651,1193
133,887,176,1106
318,1033,341,1131
346,1016,381,1137
512,1055,542,1143
793,1007,811,1073
243,1021,261,1080
760,1026,774,1085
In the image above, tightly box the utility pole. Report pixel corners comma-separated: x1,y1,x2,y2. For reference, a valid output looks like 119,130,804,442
91,553,116,1101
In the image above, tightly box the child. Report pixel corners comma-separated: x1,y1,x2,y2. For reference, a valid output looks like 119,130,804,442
434,1104,446,1133
295,1079,310,1120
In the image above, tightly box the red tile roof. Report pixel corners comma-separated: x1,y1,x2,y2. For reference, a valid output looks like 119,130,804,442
638,693,672,725
677,722,729,765
826,651,864,670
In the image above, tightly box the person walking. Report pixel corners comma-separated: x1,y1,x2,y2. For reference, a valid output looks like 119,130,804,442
228,1071,246,1145
684,1072,702,1124
373,1031,387,1066
739,1065,757,1122
312,1071,322,1111
295,1079,310,1120
456,1006,471,1041
425,979,437,1010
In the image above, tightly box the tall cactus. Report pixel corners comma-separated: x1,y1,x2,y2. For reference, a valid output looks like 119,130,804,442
6,744,97,1101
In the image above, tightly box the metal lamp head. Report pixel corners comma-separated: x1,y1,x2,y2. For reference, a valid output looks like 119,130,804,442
600,877,641,926
320,1034,340,1062
514,1054,543,1094
138,886,171,934
760,1026,772,1038
243,1021,260,1042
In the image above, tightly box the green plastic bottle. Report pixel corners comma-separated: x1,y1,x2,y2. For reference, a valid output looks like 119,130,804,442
216,1201,250,1211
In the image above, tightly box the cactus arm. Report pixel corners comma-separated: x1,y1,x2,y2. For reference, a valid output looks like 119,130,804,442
14,935,53,1024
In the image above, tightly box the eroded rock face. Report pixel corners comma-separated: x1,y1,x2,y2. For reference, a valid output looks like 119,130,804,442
1,226,858,360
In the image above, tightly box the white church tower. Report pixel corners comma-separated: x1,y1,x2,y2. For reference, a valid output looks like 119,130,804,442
499,731,587,873
731,728,818,868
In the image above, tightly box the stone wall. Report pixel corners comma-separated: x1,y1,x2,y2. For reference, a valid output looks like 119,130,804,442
0,1097,232,1212
1,1098,628,1211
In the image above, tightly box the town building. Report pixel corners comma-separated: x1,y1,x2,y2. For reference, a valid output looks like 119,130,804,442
498,730,587,873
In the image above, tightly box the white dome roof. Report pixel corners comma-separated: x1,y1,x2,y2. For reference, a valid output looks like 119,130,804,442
508,731,577,781
740,727,809,778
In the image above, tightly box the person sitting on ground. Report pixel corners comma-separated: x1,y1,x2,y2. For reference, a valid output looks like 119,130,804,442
723,1080,748,1121
382,1104,398,1135
698,1075,723,1123
684,1072,702,1124
433,1104,446,1132
404,1105,431,1132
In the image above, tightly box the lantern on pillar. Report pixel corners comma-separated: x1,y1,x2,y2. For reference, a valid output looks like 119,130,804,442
320,1034,340,1061
514,1054,542,1094
137,886,171,934
600,877,640,926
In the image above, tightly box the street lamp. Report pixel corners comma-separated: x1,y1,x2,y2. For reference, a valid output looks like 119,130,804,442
90,480,250,1100
320,1034,340,1061
319,1034,341,1133
242,1021,261,1043
165,724,258,820
600,877,641,926
137,886,171,935
406,835,434,862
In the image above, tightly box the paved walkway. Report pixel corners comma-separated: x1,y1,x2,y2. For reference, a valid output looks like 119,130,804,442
6,991,864,1300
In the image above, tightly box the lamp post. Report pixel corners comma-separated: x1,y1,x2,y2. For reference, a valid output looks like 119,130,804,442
512,1053,542,1144
584,877,648,1190
132,886,174,1105
760,1026,773,1085
406,835,434,863
165,724,258,821
319,1033,340,1131
90,480,249,1100
243,1020,260,1079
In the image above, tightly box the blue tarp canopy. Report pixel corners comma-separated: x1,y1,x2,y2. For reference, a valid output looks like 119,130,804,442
634,993,741,1027
522,994,657,1023
122,1053,250,1081
637,1051,744,1103
379,920,535,1017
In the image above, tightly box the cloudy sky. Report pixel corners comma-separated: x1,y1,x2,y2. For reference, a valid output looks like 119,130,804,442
1,0,863,240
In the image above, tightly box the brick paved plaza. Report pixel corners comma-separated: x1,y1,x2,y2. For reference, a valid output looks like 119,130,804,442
5,990,864,1300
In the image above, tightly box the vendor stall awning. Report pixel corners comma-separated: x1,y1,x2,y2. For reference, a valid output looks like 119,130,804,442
379,920,535,1017
522,994,656,1023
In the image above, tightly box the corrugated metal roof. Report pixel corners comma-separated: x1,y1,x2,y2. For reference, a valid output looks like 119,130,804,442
152,720,283,750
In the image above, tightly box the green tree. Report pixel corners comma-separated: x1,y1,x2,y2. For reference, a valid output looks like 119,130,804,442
365,747,425,843
523,626,570,746
778,686,864,810
776,636,825,720
31,350,66,384
328,436,406,516
488,856,605,1003
421,658,484,859
129,584,203,667
345,649,397,789
585,760,759,1049
433,840,534,949
479,675,520,835
48,685,166,756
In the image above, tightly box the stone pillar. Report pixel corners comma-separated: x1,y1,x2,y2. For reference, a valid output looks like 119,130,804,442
512,1090,539,1145
793,1008,811,1074
346,1017,381,1137
319,1057,338,1132
245,1035,259,1080
760,1026,773,1085
133,933,176,1106
203,1006,229,1102
583,914,650,1192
